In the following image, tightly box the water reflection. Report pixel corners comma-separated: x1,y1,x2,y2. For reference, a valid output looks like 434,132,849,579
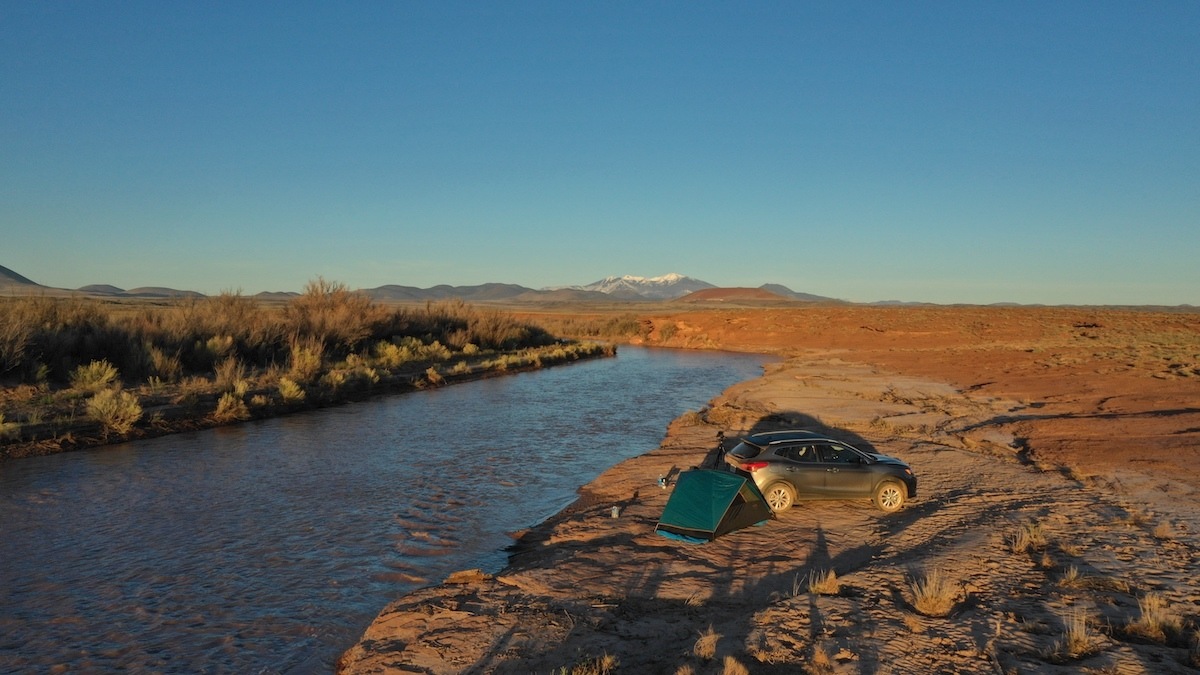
0,346,769,673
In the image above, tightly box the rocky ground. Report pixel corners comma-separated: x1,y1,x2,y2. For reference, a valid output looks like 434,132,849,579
337,305,1200,674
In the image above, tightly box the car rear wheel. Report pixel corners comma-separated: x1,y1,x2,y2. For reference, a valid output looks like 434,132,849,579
763,482,795,512
873,481,905,513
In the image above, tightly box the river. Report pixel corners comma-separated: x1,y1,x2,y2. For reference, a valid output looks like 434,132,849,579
0,346,769,673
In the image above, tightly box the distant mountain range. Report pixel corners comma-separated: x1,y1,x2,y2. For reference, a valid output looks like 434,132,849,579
0,264,835,303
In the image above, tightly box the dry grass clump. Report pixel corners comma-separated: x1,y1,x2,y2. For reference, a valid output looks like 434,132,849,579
1058,565,1085,589
86,388,143,435
719,656,750,675
1046,608,1100,662
1008,520,1049,553
807,569,841,595
908,568,958,617
694,625,721,660
1125,592,1184,644
555,652,618,675
805,642,837,675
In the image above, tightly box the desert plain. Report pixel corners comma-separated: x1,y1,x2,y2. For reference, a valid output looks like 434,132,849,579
336,302,1200,674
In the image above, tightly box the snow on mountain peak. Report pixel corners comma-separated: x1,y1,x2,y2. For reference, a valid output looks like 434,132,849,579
574,273,715,299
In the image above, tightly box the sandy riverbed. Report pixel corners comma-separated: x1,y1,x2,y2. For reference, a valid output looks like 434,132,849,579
337,306,1200,674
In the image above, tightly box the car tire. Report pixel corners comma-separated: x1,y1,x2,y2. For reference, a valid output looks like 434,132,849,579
873,481,905,513
763,482,795,512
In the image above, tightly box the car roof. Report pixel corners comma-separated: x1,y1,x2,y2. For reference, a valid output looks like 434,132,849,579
741,429,840,447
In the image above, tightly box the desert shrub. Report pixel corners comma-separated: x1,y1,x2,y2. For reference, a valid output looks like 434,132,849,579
0,302,34,376
658,322,678,341
461,342,480,356
278,377,306,403
86,388,143,435
909,568,957,617
249,394,269,408
321,370,347,391
0,413,20,439
212,392,250,423
355,366,380,386
282,278,382,356
71,359,120,393
214,357,250,395
145,344,182,382
425,366,444,386
289,338,324,383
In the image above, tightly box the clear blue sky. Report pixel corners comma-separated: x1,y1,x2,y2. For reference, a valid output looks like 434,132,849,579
3,2,1197,305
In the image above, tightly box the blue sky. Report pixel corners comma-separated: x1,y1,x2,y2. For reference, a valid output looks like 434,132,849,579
3,2,1197,304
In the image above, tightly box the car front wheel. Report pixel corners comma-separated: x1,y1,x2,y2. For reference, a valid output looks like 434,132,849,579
763,482,795,512
873,481,905,513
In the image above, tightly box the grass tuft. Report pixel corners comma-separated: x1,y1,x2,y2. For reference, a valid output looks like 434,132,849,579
1046,608,1099,662
1125,592,1184,644
694,625,721,661
1008,520,1049,553
807,569,841,595
909,568,958,617
556,653,618,675
720,655,750,675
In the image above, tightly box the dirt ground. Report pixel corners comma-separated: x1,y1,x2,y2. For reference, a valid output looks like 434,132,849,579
337,304,1200,674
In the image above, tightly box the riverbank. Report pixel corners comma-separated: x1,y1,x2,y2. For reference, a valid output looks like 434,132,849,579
0,341,613,461
338,305,1200,673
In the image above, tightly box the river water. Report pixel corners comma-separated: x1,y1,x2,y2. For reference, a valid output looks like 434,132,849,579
0,346,769,673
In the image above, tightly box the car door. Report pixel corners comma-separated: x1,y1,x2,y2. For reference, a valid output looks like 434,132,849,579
815,443,874,497
774,444,825,497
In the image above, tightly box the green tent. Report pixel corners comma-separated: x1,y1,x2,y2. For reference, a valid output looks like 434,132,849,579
655,469,774,543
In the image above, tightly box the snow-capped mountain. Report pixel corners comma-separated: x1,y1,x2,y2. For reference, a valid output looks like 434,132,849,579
565,273,717,300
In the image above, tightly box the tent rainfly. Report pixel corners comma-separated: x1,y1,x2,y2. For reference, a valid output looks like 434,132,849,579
655,469,773,543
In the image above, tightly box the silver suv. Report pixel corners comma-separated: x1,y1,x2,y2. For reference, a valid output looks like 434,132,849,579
724,430,917,513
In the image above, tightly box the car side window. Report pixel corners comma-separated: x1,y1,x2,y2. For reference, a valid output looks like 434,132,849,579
817,444,856,463
777,444,815,463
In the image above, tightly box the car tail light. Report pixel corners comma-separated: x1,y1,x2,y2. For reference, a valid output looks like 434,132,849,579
742,461,769,472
